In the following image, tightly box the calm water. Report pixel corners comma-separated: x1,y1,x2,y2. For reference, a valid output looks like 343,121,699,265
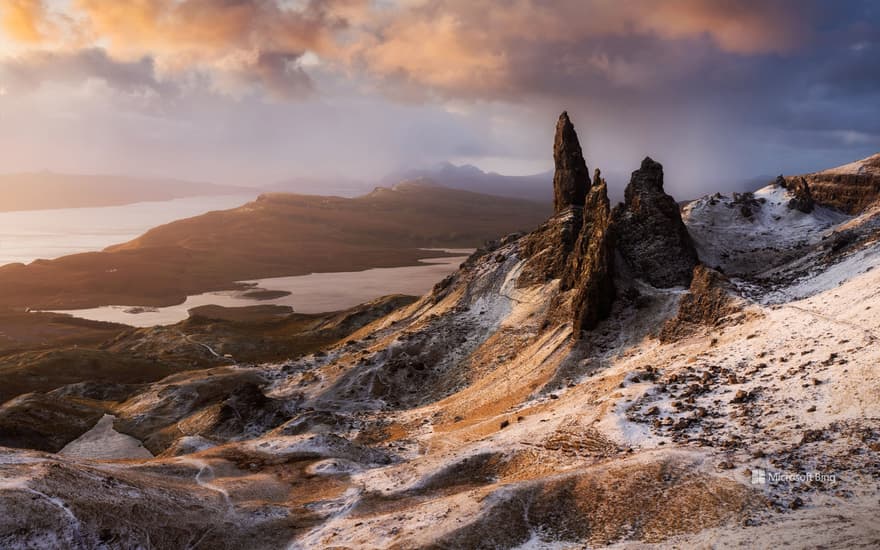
0,195,257,266
51,251,472,327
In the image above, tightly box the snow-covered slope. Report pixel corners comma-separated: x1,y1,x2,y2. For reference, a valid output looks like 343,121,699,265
683,182,848,275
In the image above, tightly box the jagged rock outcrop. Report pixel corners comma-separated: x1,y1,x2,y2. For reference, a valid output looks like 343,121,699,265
613,157,699,288
659,265,742,342
562,170,615,333
730,191,762,219
552,111,590,213
786,176,815,213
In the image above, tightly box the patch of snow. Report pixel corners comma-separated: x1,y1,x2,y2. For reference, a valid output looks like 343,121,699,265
0,452,46,465
512,532,579,550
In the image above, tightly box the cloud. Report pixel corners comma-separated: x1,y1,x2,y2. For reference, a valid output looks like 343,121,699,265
0,48,168,95
0,0,818,101
0,0,368,99
350,0,814,100
70,0,357,60
0,0,50,43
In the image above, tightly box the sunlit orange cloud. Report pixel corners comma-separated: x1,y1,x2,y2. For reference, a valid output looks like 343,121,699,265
67,0,367,74
355,0,809,97
0,0,51,43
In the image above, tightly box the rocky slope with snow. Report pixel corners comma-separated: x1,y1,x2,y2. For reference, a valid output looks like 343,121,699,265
1,118,879,549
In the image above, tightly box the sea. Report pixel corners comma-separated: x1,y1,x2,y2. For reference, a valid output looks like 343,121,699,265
0,195,257,266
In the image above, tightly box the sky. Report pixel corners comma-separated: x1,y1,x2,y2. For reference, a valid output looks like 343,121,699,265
0,0,878,199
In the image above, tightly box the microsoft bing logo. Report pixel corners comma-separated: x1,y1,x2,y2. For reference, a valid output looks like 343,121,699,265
751,468,766,485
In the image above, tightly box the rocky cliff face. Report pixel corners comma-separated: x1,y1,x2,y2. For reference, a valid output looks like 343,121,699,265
552,111,590,213
793,173,880,214
613,157,700,287
784,153,880,214
516,209,581,287
530,124,699,335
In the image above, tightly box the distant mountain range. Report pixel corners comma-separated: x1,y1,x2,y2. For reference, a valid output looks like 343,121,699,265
271,162,555,202
0,173,252,212
381,162,554,202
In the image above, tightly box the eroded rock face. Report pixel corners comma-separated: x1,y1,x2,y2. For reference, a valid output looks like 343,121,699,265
552,111,590,213
788,173,880,214
613,157,699,288
563,171,615,334
659,265,742,342
783,153,880,214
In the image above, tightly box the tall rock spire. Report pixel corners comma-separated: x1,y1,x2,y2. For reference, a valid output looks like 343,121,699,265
552,111,589,213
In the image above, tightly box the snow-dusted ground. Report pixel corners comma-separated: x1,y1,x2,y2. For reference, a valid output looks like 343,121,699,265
58,415,153,460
